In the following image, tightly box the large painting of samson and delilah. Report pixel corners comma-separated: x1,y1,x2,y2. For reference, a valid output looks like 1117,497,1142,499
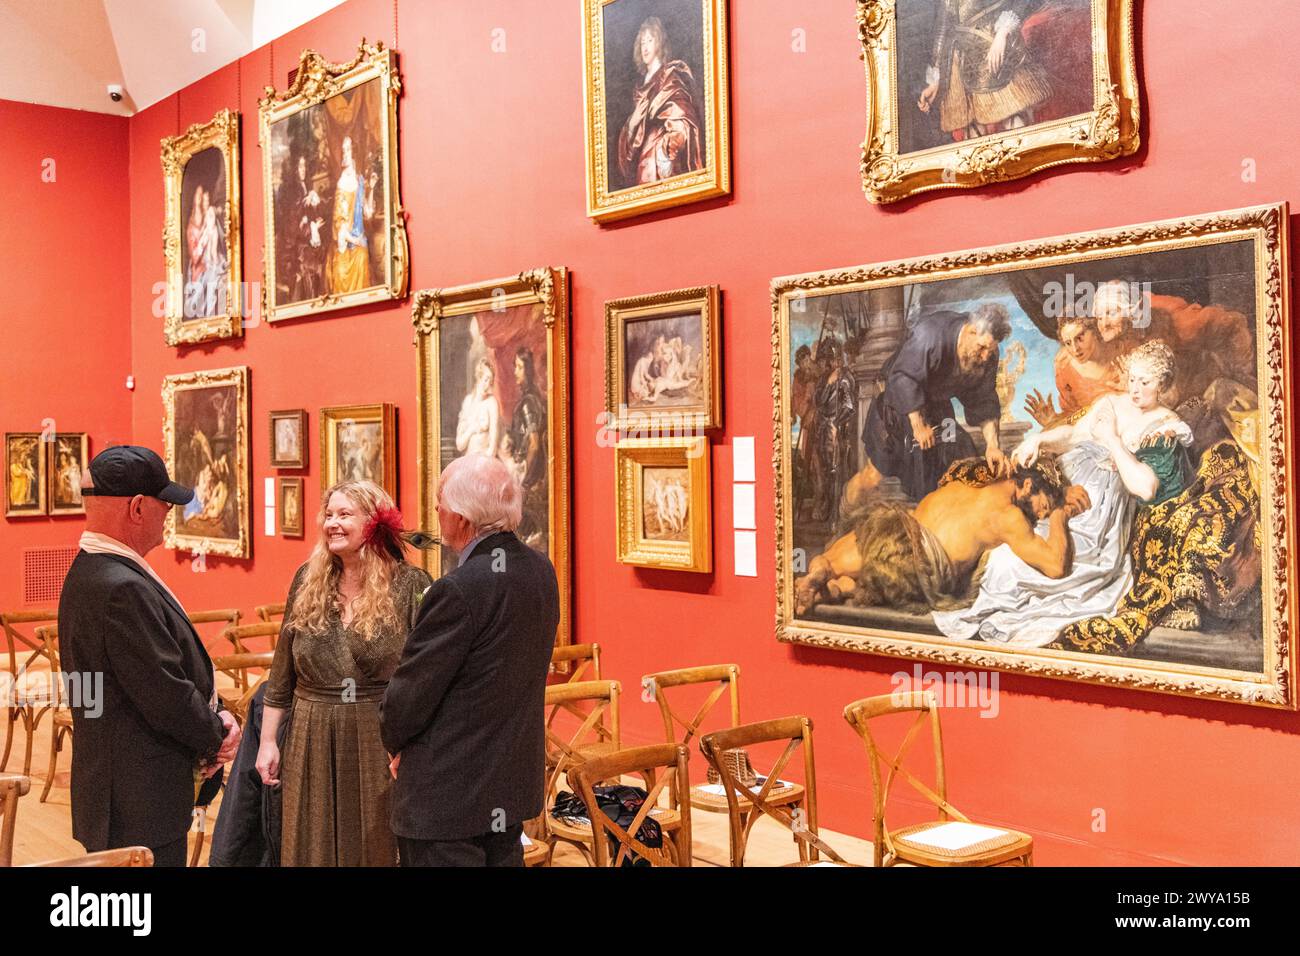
773,204,1296,707
857,0,1139,203
259,41,408,322
414,269,572,646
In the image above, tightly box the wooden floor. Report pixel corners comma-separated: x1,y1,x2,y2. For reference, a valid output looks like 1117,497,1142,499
5,699,877,868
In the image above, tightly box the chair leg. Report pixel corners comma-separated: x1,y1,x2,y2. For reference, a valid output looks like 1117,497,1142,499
40,725,62,802
23,709,37,777
1,707,15,771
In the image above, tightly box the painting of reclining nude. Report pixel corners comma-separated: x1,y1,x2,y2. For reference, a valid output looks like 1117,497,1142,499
772,203,1296,707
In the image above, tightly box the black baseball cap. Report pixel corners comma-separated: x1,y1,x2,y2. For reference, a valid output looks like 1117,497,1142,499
82,446,194,505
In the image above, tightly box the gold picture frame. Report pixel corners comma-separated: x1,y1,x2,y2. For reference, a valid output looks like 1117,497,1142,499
162,366,251,558
161,108,243,345
47,433,89,516
582,0,731,222
4,433,47,518
773,203,1295,708
259,40,409,322
319,403,397,500
857,0,1139,203
605,285,722,434
279,477,305,538
269,409,308,468
616,436,711,573
414,267,571,644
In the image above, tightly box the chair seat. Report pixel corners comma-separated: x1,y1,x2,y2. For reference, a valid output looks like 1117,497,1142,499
10,670,56,704
891,820,1032,865
689,779,804,813
52,709,73,728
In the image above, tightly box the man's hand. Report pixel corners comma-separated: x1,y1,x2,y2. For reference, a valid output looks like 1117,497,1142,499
985,445,1010,478
987,28,1009,76
911,420,936,450
214,709,241,765
1063,484,1092,518
389,752,401,780
918,81,939,113
1023,389,1059,427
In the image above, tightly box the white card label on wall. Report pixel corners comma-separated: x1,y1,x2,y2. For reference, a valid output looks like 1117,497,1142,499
732,436,755,483
264,477,275,506
733,483,756,531
734,530,757,577
264,477,275,537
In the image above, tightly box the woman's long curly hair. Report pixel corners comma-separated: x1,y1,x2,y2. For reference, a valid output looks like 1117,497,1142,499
287,479,404,643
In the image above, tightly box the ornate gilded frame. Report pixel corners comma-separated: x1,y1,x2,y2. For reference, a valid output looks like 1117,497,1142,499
605,285,722,433
4,433,47,518
616,436,712,573
319,403,397,500
772,203,1295,708
582,0,731,222
279,477,305,538
269,408,308,468
46,433,89,516
258,40,409,321
161,108,242,345
162,365,251,558
857,0,1139,204
413,268,572,644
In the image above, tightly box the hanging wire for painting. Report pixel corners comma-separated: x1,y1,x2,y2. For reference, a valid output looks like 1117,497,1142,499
393,0,399,50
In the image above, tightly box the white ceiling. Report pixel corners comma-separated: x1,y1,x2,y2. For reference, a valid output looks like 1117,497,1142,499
0,0,346,116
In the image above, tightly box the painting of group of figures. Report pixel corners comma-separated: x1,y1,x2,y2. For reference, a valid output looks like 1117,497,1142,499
774,204,1295,707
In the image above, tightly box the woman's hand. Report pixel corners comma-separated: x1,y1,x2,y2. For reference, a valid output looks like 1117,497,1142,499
1023,389,1059,427
256,740,281,787
1011,436,1039,469
918,80,939,113
1091,401,1120,445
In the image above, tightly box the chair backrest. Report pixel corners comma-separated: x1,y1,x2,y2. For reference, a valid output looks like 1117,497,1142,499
33,625,62,707
642,664,740,805
700,715,843,867
549,642,601,683
25,847,154,867
843,692,965,868
255,603,286,624
0,773,31,866
221,621,281,654
210,651,275,722
1,609,57,681
543,680,621,810
569,743,692,867
188,609,241,655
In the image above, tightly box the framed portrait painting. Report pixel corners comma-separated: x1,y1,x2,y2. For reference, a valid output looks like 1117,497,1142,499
259,41,409,322
269,409,308,468
161,108,242,345
773,203,1295,708
414,268,571,643
616,436,711,573
582,0,731,222
858,0,1139,203
162,366,251,558
47,433,89,516
4,433,47,518
279,477,305,538
605,285,722,434
319,403,396,499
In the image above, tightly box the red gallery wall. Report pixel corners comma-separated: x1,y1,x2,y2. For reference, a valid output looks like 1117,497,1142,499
8,0,1300,864
0,102,133,612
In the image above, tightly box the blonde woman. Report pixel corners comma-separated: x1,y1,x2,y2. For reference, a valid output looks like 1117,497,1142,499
256,480,432,866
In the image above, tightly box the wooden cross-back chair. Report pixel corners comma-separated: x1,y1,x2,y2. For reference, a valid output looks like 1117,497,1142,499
210,651,275,725
549,642,601,682
541,680,621,865
843,692,1033,867
642,663,802,819
220,621,281,655
188,609,242,656
33,626,72,803
569,743,693,868
700,716,853,867
2,610,59,776
1,772,31,866
25,847,154,867
255,602,286,624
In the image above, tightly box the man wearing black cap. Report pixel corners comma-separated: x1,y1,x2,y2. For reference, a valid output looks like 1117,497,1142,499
57,445,241,866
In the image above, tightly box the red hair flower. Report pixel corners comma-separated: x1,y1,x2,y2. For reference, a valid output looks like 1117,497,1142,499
363,505,407,556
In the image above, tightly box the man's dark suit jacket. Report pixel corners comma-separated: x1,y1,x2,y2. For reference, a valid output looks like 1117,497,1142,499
380,530,559,842
58,550,226,852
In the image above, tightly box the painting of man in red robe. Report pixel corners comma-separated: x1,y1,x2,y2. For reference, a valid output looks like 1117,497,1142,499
611,12,705,191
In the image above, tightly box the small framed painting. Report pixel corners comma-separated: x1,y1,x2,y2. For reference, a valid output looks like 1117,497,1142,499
605,285,722,434
269,409,308,468
5,433,47,518
320,403,397,499
47,433,89,516
279,477,305,537
616,436,711,573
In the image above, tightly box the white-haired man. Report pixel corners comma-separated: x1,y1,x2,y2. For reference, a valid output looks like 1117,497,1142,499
380,453,559,866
